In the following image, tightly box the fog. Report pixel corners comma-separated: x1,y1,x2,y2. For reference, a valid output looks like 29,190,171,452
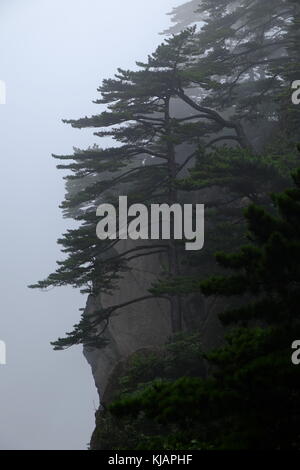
0,0,182,450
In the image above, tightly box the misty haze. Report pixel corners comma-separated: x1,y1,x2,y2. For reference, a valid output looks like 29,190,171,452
1,0,300,454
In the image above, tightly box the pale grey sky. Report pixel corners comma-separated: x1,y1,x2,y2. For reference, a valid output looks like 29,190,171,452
0,0,182,450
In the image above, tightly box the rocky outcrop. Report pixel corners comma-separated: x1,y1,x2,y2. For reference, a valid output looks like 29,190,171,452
83,258,224,407
83,188,227,406
83,240,172,405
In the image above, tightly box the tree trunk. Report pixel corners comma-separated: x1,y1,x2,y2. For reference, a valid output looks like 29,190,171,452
165,95,183,333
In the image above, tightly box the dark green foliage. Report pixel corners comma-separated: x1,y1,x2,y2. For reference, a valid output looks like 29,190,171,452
118,333,206,395
109,167,300,450
90,333,207,450
181,1,300,149
151,144,299,298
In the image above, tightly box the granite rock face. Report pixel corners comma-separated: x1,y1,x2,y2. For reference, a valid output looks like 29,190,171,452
83,190,226,405
83,240,172,405
83,268,224,406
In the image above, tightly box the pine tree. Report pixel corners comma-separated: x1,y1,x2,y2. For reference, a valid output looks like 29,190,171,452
163,1,203,35
193,0,300,146
150,0,300,300
165,0,299,148
30,1,300,351
30,28,252,349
